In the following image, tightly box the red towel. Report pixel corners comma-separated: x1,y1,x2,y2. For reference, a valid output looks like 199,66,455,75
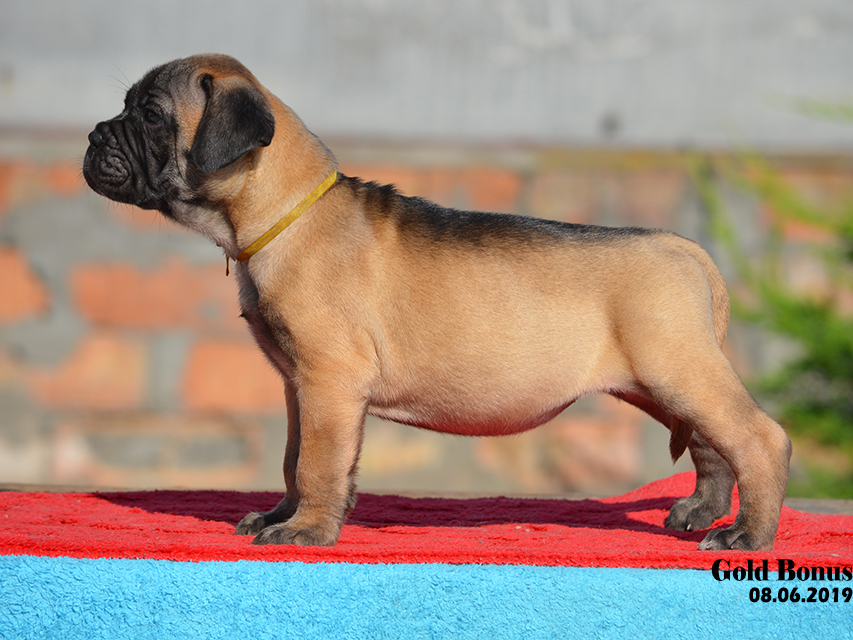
1,472,850,569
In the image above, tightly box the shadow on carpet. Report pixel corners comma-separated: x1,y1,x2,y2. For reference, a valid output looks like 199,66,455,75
1,472,850,569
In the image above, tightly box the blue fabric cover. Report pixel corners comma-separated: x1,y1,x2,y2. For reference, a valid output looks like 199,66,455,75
2,555,845,639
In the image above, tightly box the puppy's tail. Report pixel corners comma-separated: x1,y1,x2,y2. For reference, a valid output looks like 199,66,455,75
668,419,692,464
665,235,731,463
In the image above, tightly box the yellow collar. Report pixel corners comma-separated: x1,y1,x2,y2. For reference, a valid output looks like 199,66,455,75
236,170,338,262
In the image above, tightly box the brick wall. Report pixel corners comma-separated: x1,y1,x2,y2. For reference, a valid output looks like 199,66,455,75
1,137,850,494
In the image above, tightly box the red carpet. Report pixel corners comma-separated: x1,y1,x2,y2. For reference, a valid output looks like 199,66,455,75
1,472,850,569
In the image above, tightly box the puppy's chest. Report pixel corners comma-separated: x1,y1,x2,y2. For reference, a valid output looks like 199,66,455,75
239,305,298,378
234,269,295,373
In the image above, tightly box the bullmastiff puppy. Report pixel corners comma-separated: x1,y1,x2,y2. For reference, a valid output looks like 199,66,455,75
83,54,791,550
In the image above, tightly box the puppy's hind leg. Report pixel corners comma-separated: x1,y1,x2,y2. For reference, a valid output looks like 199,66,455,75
695,401,791,551
665,432,736,532
642,353,791,551
612,391,736,532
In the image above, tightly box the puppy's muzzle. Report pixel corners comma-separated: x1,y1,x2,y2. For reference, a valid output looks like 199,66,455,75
84,123,132,191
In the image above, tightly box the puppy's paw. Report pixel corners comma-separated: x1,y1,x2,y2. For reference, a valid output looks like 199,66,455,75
665,496,729,532
252,522,340,547
235,512,268,536
698,526,764,551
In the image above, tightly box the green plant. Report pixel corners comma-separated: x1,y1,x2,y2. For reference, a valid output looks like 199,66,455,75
694,154,853,498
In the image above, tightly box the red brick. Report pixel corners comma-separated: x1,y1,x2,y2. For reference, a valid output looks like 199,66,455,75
0,161,86,222
338,164,426,197
0,161,34,220
71,258,243,332
779,168,853,212
757,211,827,244
619,170,686,227
408,167,521,212
770,215,836,243
537,417,640,491
455,167,523,213
0,349,24,389
0,163,15,217
182,340,287,413
51,415,265,489
44,162,85,197
28,332,147,409
107,204,192,232
527,170,596,223
474,396,642,493
0,247,50,323
754,168,853,243
339,163,523,213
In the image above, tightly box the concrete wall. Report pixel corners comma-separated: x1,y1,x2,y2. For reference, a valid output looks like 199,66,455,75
1,1,851,495
2,0,853,149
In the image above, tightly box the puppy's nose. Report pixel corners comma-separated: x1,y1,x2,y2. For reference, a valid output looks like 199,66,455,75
88,128,105,148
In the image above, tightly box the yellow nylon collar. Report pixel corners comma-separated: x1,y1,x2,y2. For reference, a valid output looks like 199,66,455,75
236,170,338,262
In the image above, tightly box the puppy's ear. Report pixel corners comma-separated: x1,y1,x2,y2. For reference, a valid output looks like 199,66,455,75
190,74,276,173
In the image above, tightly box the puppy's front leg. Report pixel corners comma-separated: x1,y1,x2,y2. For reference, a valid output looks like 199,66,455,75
250,380,366,546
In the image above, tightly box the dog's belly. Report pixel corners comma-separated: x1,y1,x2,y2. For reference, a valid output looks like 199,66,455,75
366,362,598,437
368,401,572,436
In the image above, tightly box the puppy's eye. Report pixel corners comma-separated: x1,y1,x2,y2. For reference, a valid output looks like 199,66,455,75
143,108,163,125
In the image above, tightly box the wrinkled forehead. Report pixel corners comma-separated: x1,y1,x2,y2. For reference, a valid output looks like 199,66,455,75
124,60,204,118
131,54,257,100
124,58,208,146
141,59,194,90
123,55,260,145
